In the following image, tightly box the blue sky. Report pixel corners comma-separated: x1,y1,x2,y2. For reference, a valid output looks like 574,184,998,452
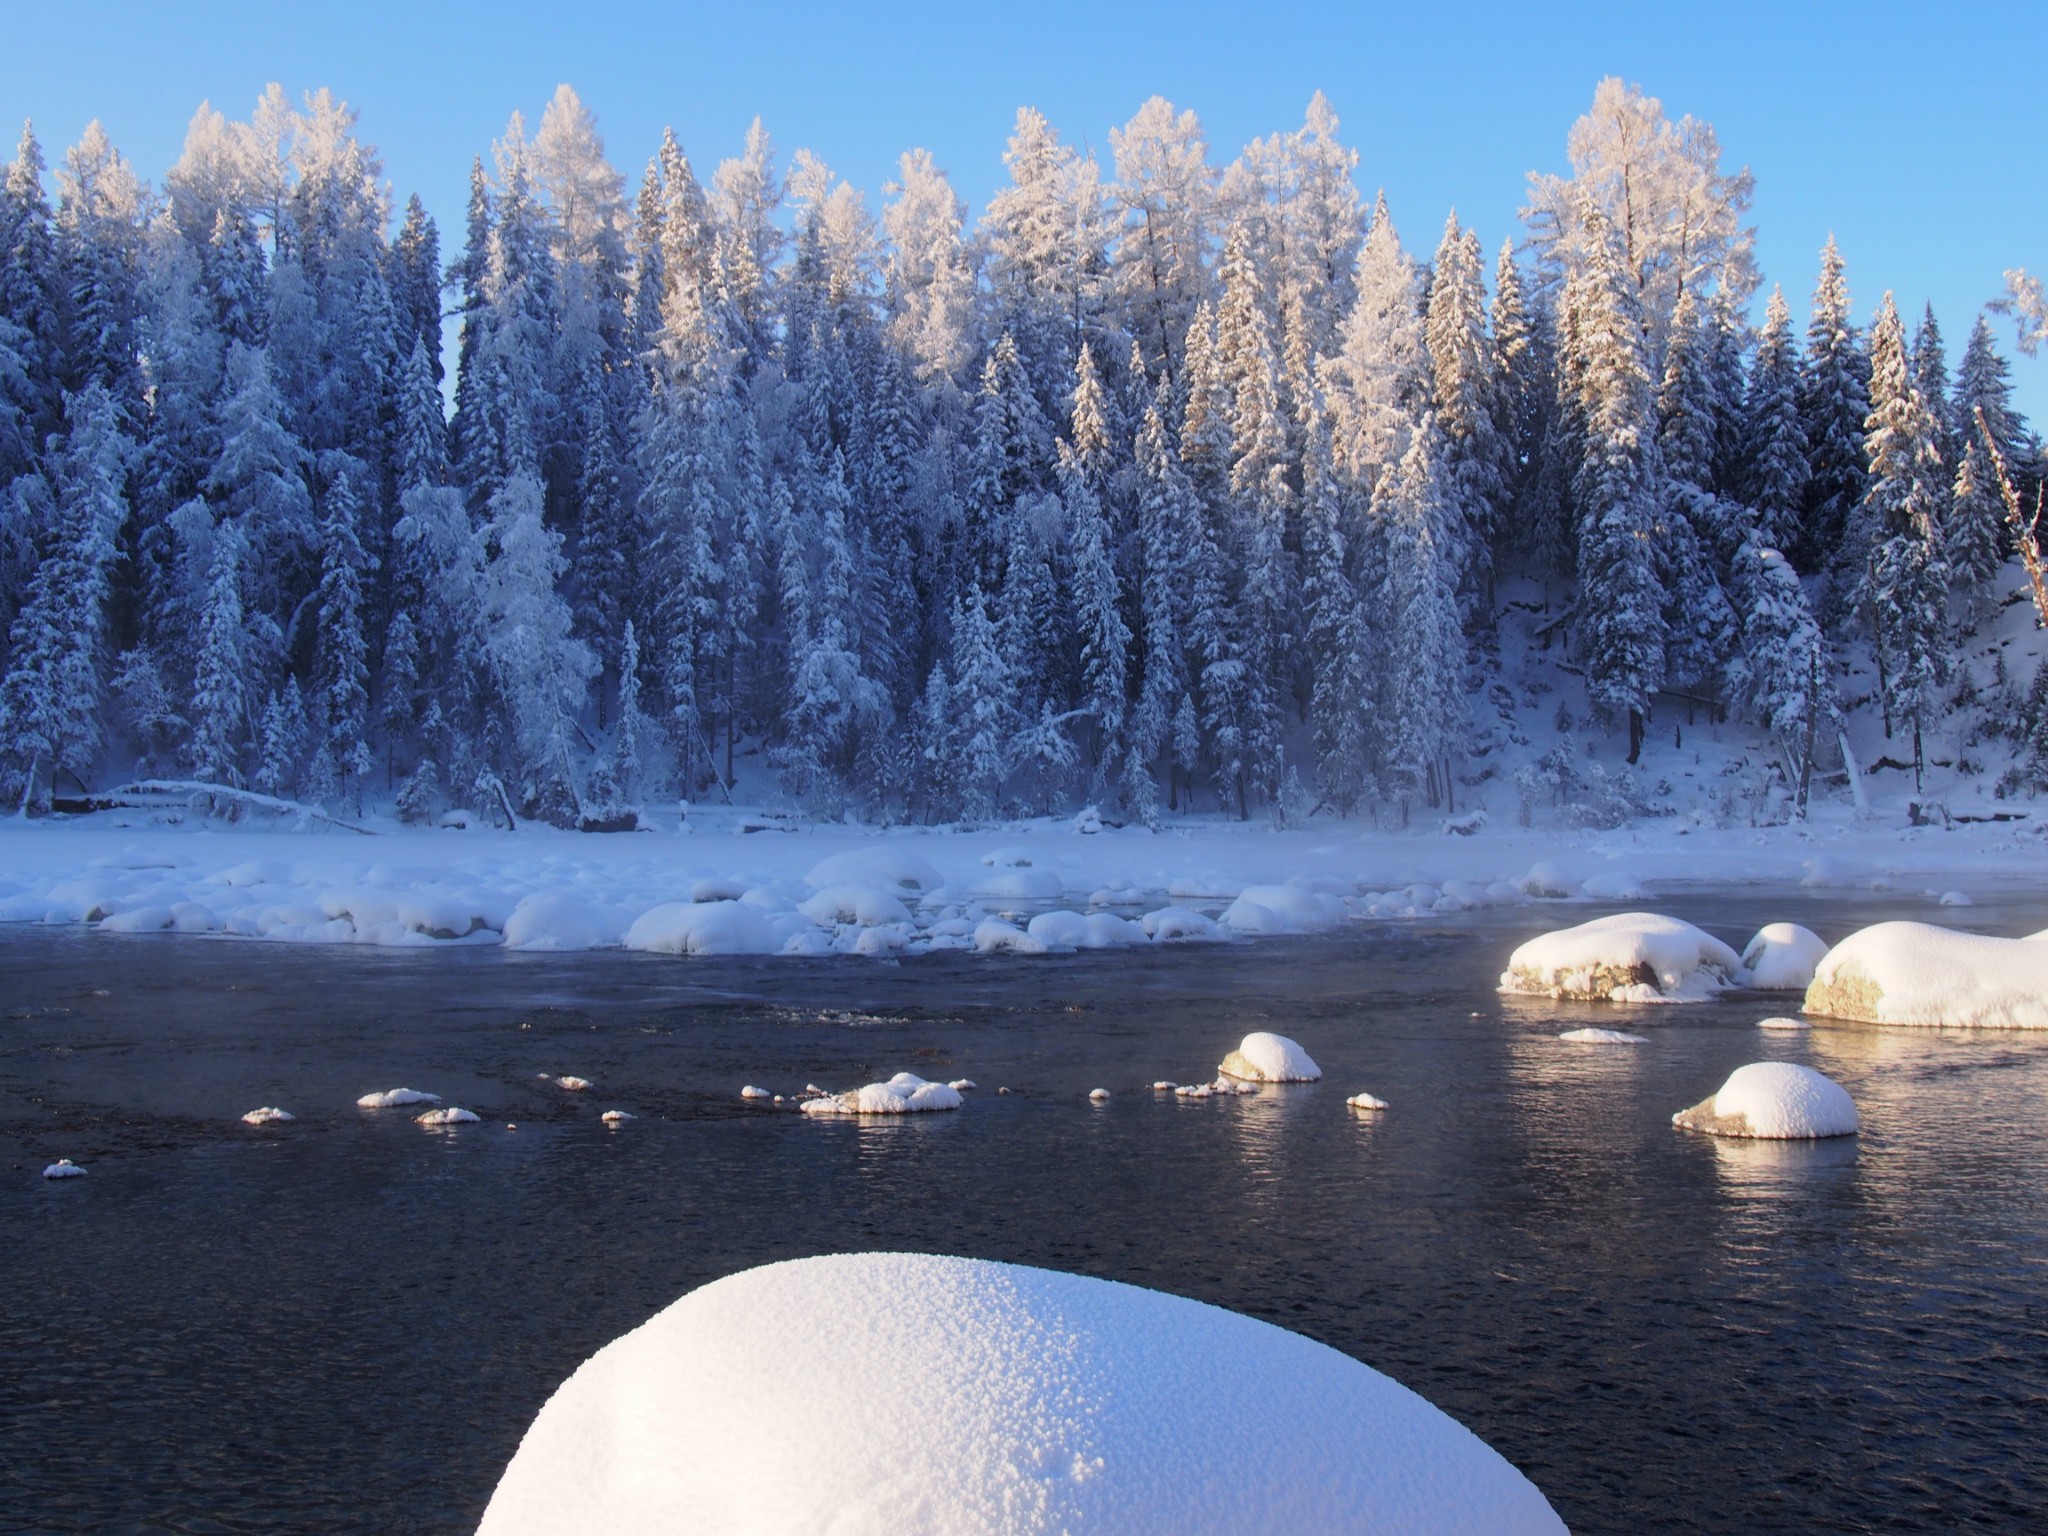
5,0,2044,419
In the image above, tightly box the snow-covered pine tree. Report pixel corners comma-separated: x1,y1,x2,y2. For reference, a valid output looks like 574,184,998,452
1324,193,1426,494
1743,286,1808,554
1126,379,1204,820
1300,399,1371,813
1911,303,1954,466
946,583,1015,820
1800,235,1870,579
1857,292,1950,785
1734,541,1835,814
1061,439,1127,789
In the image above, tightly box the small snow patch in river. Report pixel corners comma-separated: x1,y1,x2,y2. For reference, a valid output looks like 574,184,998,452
1558,1028,1649,1044
42,1158,86,1178
357,1088,441,1109
417,1107,481,1126
241,1107,294,1125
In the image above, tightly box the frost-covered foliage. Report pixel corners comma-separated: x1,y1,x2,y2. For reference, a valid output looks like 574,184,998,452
0,81,2035,825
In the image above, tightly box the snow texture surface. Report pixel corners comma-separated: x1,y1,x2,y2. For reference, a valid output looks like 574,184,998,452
240,1107,294,1125
356,1088,440,1108
800,1072,963,1116
1501,912,1746,1003
476,1252,1565,1536
1741,923,1829,990
1804,922,2048,1028
1217,1031,1323,1082
1672,1062,1859,1139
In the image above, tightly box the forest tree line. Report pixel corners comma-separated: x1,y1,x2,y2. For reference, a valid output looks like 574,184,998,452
0,78,2037,825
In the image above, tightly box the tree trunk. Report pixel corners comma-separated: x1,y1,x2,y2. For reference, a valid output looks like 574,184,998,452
1626,707,1644,764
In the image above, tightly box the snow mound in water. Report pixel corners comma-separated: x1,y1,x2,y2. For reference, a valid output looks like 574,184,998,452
1559,1027,1648,1044
1347,1091,1389,1111
803,848,945,894
1220,885,1346,934
797,885,913,927
1580,869,1647,900
601,1110,635,1124
1757,1016,1809,1031
800,1072,963,1116
475,1252,1567,1536
624,900,780,956
1803,922,2048,1029
1217,1031,1322,1082
241,1107,294,1125
740,1085,770,1100
1938,890,1973,907
503,892,630,951
357,1088,440,1108
554,1075,592,1092
42,1159,86,1178
966,866,1064,901
1139,906,1222,942
1500,913,1745,1003
417,1107,481,1126
1741,923,1828,990
1672,1062,1858,1139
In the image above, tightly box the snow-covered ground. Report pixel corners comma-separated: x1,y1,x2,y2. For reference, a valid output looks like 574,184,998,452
476,1252,1567,1535
0,794,2043,962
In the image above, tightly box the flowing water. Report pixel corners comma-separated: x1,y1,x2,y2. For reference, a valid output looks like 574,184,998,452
3,891,2046,1534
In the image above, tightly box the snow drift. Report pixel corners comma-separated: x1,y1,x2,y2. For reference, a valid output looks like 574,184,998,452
1671,1062,1859,1139
475,1252,1566,1536
1802,922,2048,1028
1500,913,1745,1003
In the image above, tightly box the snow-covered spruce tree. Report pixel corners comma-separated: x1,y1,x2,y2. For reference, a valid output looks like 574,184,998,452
1425,213,1504,604
1743,286,1808,554
1323,192,1426,494
1061,440,1127,791
1857,293,1950,786
1735,541,1835,815
1301,400,1371,814
254,676,308,799
188,515,248,784
1125,379,1205,820
883,147,977,392
1655,290,1742,705
946,583,1015,821
1561,200,1665,761
1376,417,1466,818
1952,315,2028,571
1801,235,1870,583
209,341,313,666
1109,97,1217,384
0,382,130,807
0,122,59,487
312,461,372,813
1911,303,1955,467
1489,239,1562,577
475,469,595,822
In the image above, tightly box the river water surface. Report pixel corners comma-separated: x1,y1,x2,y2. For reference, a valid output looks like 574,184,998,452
4,890,2046,1534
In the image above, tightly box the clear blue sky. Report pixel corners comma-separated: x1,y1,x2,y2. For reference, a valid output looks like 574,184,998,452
5,0,2044,420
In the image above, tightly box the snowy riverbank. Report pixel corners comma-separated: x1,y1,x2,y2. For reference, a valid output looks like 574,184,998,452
1,801,2042,957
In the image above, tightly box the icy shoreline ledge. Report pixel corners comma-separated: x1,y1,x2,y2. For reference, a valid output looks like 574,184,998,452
476,1253,1566,1536
0,813,2038,960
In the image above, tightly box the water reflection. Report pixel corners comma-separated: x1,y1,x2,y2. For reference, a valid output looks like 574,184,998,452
1706,1129,1860,1197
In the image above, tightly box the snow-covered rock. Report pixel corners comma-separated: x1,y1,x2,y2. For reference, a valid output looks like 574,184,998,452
42,1159,86,1179
966,867,1065,901
803,849,944,895
240,1107,294,1125
1671,1062,1858,1139
1757,1016,1809,1031
740,1085,771,1100
1580,869,1647,901
1219,884,1346,935
601,1110,635,1124
1741,922,1828,991
503,892,629,951
1088,1088,1110,1102
797,884,913,927
1500,913,1745,1003
356,1088,441,1109
476,1253,1565,1536
1558,1027,1648,1044
417,1106,482,1126
1938,890,1974,907
624,900,780,957
1803,921,2048,1028
1217,1031,1322,1083
1347,1091,1389,1111
800,1072,963,1116
947,1080,976,1092
1516,861,1581,899
972,918,1056,956
554,1075,593,1092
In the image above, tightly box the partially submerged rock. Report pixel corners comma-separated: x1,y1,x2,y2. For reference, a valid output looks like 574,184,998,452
1500,913,1745,1003
1217,1030,1322,1082
1672,1062,1858,1139
800,1072,963,1116
1803,922,2048,1028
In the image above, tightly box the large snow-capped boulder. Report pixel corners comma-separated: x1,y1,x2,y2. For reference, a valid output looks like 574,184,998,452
803,849,945,895
476,1252,1566,1536
1217,1031,1322,1082
1741,923,1828,991
1671,1062,1858,1139
1500,912,1745,1003
1219,885,1346,935
1802,922,2048,1028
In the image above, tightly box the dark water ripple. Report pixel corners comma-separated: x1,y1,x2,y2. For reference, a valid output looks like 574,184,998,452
2,892,2046,1534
